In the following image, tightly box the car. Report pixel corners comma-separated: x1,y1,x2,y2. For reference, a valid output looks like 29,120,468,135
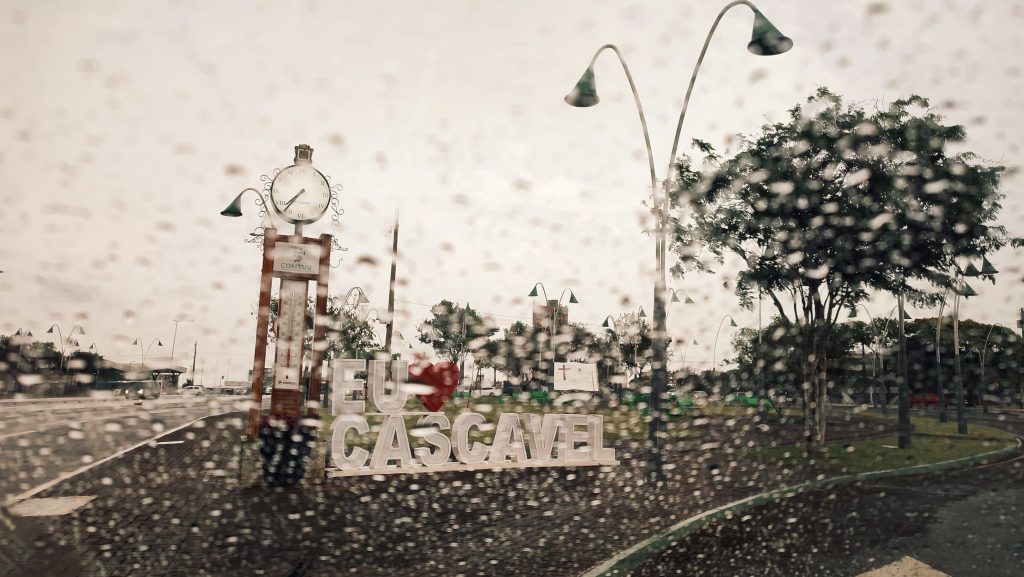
908,392,940,408
471,386,501,398
181,385,205,396
123,380,161,401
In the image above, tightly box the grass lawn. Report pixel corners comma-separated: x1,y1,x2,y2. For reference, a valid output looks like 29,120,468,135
748,415,1018,475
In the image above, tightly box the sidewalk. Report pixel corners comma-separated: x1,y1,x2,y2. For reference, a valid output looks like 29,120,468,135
1,412,898,577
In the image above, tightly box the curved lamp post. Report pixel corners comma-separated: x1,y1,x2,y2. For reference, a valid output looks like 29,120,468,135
872,305,911,416
951,257,995,434
340,287,371,310
46,324,86,374
132,338,163,373
528,283,579,388
978,324,998,414
712,315,738,374
220,187,271,219
564,0,791,480
681,338,699,372
848,304,883,408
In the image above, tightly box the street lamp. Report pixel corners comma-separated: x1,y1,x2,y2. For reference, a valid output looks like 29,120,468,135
681,338,699,372
528,283,579,389
220,187,271,219
951,257,996,434
978,324,999,414
712,315,739,374
564,0,792,481
46,324,86,374
340,287,371,310
848,304,883,408
132,338,163,373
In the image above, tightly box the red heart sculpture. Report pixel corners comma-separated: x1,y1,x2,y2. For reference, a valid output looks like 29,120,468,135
408,360,460,412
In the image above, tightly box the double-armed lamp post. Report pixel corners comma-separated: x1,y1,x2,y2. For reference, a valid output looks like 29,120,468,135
563,0,792,480
528,283,579,388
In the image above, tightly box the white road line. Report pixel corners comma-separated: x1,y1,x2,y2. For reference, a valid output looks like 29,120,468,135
155,440,185,445
1,411,232,508
0,405,217,440
0,429,40,441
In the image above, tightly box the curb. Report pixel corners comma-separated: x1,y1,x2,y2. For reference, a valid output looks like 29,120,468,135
582,436,1023,577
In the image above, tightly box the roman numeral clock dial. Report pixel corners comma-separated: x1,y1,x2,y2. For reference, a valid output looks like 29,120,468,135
269,144,332,225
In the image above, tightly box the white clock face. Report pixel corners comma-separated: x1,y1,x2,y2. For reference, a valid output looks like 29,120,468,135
269,164,332,224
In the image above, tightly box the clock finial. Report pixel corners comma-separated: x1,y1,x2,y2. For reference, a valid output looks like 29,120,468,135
294,144,313,164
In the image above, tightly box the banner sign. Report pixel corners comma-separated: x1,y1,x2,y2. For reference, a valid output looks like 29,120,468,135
326,359,618,477
272,240,322,280
553,362,599,391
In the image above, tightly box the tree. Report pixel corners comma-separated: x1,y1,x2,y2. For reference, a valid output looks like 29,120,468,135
417,301,498,365
609,313,654,383
487,321,541,388
673,89,1011,451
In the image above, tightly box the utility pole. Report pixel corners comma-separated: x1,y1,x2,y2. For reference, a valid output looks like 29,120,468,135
1018,307,1023,409
383,210,399,357
169,319,192,368
191,342,198,387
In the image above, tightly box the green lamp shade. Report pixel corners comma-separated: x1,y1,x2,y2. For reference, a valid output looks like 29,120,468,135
670,292,681,303
564,67,600,107
848,306,859,319
958,283,978,298
747,9,793,56
602,317,612,328
528,285,540,298
220,193,244,217
964,262,981,277
685,296,696,304
638,307,647,318
980,257,998,275
568,290,579,304
729,318,738,327
902,310,912,320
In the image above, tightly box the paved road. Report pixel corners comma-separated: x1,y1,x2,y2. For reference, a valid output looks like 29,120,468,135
0,396,252,503
630,412,1024,577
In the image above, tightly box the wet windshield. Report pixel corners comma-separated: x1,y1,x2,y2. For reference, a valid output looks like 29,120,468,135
1,2,1022,576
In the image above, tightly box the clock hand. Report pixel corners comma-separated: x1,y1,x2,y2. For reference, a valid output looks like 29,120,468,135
282,188,306,210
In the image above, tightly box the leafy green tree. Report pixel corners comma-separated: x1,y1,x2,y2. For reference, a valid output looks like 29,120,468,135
673,89,1012,451
482,321,542,389
417,301,498,364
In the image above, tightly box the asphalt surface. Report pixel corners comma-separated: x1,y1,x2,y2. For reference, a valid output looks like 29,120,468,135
0,409,892,577
629,411,1024,577
0,396,246,502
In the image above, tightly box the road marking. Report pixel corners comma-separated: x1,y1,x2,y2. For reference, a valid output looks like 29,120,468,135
0,405,215,440
857,556,950,576
0,429,39,441
8,495,96,517
2,411,232,508
155,440,185,445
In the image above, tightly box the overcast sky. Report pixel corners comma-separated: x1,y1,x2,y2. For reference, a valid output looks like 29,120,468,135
1,0,1022,380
